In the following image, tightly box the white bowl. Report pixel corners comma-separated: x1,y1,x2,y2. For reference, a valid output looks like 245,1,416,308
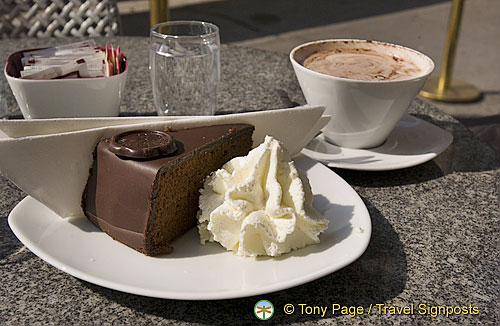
290,39,434,149
4,48,128,119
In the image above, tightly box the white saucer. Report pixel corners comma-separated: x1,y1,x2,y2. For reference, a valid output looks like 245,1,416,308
8,155,371,300
301,115,453,171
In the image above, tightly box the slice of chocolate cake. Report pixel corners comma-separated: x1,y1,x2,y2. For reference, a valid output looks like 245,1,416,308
82,124,254,256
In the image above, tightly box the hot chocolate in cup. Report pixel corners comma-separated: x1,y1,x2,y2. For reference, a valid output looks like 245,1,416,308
290,39,434,149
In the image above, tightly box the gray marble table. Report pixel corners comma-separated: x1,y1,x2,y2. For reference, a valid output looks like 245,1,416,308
1,36,499,325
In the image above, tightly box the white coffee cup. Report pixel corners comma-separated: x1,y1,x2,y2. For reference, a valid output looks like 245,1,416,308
290,39,434,149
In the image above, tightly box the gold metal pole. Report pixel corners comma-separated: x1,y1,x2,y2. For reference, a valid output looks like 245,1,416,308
420,0,480,102
438,0,463,92
150,0,169,27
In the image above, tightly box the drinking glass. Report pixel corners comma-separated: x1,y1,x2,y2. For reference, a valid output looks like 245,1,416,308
150,21,220,116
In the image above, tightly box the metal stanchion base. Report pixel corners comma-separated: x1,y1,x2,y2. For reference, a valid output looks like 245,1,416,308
420,76,480,102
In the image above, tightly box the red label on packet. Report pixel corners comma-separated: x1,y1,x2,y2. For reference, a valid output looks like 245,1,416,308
103,44,124,77
20,40,124,80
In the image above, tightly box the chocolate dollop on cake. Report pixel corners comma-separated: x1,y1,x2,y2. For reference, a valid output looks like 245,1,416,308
82,124,254,256
108,129,178,158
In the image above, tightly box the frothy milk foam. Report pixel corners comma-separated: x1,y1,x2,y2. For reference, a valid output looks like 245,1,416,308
301,41,426,81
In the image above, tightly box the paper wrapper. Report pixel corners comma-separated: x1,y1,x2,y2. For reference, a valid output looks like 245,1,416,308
0,106,329,218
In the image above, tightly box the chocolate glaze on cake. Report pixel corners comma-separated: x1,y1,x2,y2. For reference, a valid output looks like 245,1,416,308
82,124,254,256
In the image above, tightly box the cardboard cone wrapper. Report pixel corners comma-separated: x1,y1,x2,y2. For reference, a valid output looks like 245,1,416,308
0,106,329,218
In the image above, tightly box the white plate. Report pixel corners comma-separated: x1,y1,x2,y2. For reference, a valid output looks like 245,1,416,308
8,155,371,300
301,115,453,171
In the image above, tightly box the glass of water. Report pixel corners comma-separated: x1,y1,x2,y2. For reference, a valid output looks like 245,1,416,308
150,21,220,116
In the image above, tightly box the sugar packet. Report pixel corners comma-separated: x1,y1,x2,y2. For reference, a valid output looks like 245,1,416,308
20,40,124,80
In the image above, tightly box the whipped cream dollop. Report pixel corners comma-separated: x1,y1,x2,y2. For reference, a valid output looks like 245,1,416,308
198,136,328,257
